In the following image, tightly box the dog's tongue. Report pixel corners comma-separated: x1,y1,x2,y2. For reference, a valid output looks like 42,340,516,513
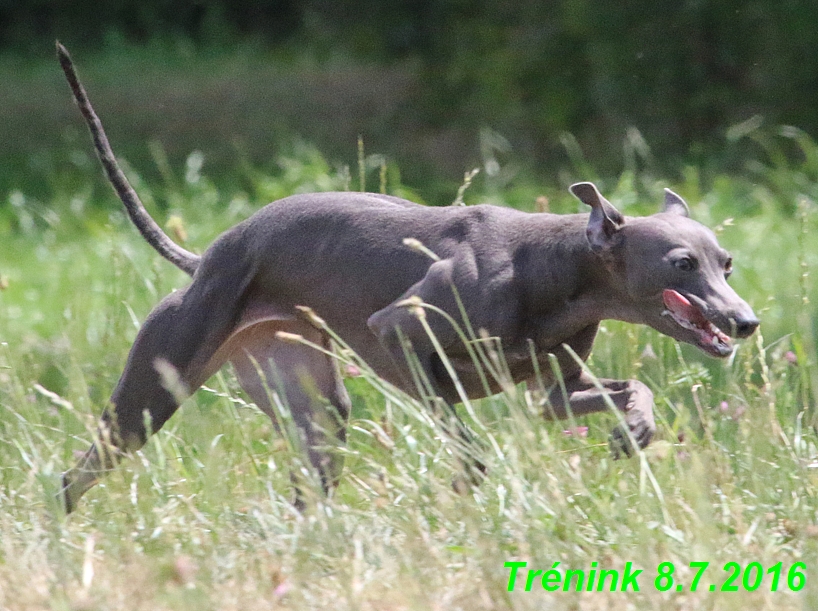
662,289,733,356
662,289,710,327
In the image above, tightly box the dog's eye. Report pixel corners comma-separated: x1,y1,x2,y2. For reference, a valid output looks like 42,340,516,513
724,257,733,277
674,257,698,272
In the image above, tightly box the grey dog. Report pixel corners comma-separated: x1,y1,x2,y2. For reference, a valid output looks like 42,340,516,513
55,43,759,513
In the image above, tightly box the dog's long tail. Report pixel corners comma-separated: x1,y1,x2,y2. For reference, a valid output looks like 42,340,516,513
56,42,200,276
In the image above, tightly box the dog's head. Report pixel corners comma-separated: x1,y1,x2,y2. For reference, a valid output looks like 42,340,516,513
570,182,758,357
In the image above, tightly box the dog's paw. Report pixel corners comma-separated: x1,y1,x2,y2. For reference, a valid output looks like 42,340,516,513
451,459,487,494
608,380,656,459
609,407,656,460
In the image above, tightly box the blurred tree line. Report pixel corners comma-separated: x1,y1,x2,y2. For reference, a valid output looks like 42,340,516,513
3,0,818,183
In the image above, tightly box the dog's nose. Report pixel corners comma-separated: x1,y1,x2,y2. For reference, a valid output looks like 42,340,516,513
734,315,760,338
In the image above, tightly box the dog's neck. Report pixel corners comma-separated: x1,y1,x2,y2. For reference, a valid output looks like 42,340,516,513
512,213,636,327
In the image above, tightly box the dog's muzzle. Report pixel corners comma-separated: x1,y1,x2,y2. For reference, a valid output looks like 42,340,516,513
661,289,758,357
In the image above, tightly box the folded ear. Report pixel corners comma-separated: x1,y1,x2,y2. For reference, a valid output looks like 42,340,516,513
662,188,690,217
569,182,625,252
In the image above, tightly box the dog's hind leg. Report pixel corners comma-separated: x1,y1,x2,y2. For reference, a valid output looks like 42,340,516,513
224,320,351,508
60,245,255,512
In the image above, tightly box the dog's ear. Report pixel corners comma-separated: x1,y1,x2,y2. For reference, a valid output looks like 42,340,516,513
570,182,625,252
662,188,690,217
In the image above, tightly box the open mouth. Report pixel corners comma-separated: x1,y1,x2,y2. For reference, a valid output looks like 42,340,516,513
662,289,733,357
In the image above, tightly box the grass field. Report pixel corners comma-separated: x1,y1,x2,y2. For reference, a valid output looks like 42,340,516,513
2,133,818,610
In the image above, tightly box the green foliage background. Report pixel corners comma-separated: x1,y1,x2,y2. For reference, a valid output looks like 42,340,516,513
2,0,818,204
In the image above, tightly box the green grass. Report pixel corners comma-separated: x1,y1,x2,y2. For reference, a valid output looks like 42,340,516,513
2,139,818,610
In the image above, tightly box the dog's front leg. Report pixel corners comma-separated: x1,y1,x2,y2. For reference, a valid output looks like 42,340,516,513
544,372,656,457
368,258,465,402
368,258,487,484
